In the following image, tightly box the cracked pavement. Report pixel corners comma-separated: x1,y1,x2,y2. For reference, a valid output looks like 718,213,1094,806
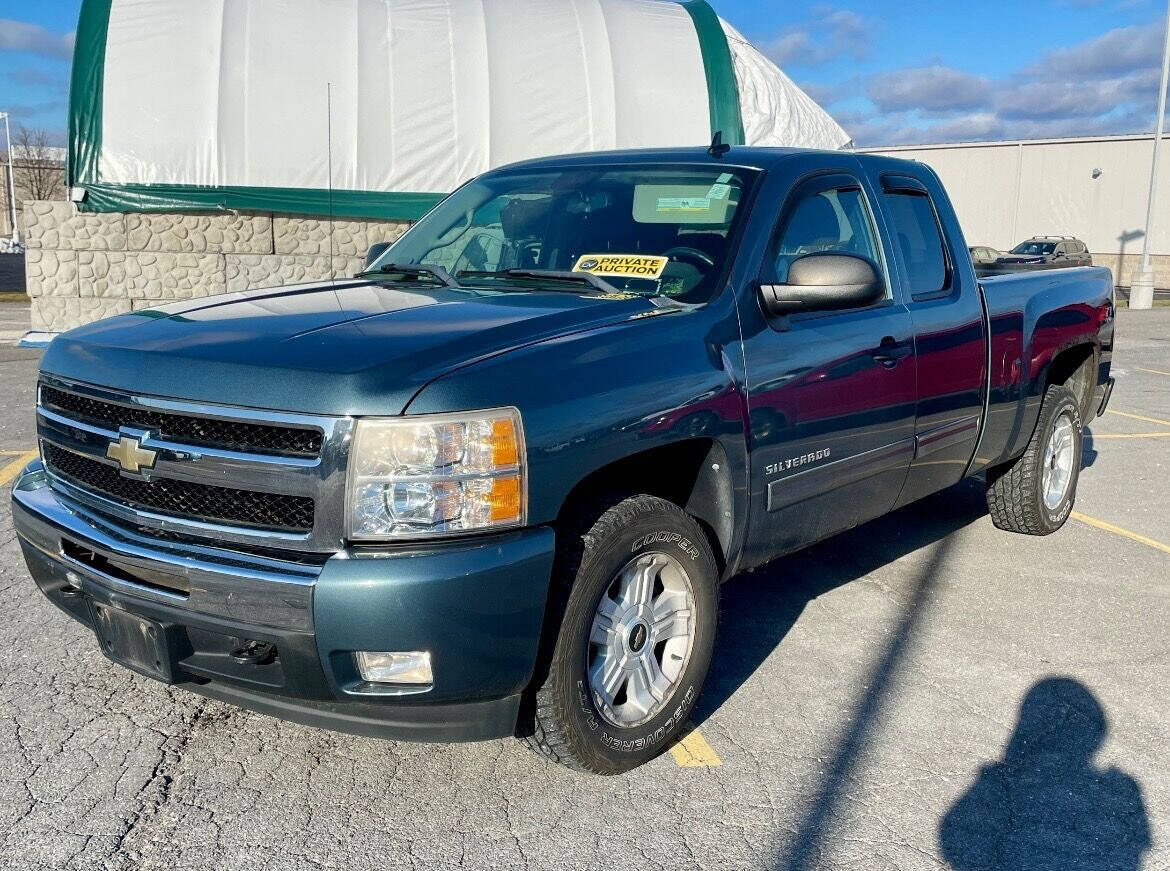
0,310,1167,870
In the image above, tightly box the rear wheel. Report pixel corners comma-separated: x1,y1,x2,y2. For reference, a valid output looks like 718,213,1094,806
986,384,1083,535
522,495,719,774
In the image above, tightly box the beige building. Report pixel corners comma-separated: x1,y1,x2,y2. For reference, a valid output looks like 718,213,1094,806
859,133,1170,291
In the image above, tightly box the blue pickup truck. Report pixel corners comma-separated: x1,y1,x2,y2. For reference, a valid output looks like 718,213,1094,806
13,146,1114,774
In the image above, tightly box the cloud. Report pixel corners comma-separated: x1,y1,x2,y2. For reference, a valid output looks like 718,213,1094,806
797,78,860,108
7,66,69,89
4,100,68,119
995,71,1158,120
1026,22,1164,78
765,6,871,67
0,20,74,60
867,66,994,114
838,17,1167,146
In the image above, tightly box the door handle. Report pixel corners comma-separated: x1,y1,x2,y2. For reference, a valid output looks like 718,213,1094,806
871,337,912,367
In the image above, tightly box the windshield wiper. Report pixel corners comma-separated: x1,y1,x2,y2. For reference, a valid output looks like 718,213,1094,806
457,269,617,295
356,263,460,288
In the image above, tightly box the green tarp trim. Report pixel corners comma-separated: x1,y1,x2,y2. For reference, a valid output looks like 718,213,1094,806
68,0,112,188
80,182,446,222
65,0,444,221
66,0,742,220
680,0,745,145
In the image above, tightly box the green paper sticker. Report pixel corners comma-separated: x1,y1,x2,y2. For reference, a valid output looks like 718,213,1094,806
657,197,712,212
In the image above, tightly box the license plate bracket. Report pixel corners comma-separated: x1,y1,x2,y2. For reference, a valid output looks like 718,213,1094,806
89,603,178,684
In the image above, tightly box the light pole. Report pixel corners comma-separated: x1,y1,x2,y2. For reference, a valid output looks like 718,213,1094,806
1131,0,1170,309
0,112,18,246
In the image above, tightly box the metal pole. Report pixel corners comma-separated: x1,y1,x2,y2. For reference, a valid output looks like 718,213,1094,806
1131,0,1170,309
1,113,18,246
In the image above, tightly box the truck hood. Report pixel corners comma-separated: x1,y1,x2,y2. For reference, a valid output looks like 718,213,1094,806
41,280,659,415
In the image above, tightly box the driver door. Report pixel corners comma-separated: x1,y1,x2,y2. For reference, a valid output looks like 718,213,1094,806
738,169,918,565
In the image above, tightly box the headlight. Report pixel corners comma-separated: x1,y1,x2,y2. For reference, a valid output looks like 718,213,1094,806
347,408,526,540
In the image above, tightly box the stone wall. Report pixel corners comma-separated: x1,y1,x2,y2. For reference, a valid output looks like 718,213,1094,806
1090,252,1170,294
21,201,409,333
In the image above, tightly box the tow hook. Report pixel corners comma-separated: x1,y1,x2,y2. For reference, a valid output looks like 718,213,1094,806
230,640,277,666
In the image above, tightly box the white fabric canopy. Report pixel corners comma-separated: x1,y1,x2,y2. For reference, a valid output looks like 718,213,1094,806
71,0,849,218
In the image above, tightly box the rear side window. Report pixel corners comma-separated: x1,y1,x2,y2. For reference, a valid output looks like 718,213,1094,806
883,192,948,296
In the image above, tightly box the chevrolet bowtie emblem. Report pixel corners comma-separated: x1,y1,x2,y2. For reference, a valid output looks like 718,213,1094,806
106,435,158,474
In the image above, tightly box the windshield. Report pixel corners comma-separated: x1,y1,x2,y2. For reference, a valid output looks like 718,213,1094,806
1011,242,1056,255
370,164,760,304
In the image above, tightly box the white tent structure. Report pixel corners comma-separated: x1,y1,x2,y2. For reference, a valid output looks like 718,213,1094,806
69,0,849,220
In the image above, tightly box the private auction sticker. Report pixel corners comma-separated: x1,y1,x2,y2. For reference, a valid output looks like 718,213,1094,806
573,254,669,280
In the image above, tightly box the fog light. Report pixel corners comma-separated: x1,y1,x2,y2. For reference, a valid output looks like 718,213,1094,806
354,651,433,685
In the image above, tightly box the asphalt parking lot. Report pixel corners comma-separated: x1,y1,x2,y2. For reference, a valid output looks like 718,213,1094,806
0,308,1167,871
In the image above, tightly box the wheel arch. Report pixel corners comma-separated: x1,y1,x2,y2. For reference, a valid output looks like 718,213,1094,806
1044,342,1098,421
554,438,736,578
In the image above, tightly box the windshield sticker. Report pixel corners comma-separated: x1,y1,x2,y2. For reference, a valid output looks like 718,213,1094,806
573,254,668,280
657,197,712,213
707,183,732,201
716,173,734,184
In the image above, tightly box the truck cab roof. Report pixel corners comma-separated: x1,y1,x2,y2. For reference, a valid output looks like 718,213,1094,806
492,146,915,175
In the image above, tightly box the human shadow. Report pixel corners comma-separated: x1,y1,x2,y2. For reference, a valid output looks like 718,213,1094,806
692,476,988,727
939,677,1150,871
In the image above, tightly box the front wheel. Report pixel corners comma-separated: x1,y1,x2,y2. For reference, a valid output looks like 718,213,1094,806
522,495,719,774
986,383,1083,535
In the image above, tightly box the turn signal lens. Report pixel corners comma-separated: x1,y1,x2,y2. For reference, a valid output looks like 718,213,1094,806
488,475,523,524
491,419,520,467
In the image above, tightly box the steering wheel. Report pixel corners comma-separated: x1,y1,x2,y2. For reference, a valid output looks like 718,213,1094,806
662,246,716,270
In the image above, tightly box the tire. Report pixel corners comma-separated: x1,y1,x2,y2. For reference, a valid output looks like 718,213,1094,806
522,495,719,774
986,384,1083,535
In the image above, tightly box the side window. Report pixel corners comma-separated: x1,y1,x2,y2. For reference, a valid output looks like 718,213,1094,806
768,186,883,289
883,192,948,297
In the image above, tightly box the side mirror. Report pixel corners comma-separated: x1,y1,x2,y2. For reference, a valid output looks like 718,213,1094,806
365,242,393,268
759,253,885,317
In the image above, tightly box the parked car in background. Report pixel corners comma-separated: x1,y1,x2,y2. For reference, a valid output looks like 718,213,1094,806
969,246,1001,266
997,237,1093,267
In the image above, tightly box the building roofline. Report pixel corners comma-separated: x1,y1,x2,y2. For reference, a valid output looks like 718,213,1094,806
855,132,1168,152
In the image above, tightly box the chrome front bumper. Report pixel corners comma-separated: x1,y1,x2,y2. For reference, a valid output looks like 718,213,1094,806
12,461,319,632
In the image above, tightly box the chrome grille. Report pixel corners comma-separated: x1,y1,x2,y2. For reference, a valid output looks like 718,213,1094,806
42,443,315,533
40,384,322,457
36,377,353,553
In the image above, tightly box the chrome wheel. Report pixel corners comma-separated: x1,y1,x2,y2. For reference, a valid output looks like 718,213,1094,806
1043,412,1076,511
587,552,697,728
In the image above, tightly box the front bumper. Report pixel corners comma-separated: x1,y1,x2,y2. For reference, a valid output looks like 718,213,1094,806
12,463,556,742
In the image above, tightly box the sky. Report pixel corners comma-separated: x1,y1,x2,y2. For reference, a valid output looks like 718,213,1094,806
0,0,1166,148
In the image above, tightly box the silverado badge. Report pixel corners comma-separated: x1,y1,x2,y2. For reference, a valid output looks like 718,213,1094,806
106,434,158,474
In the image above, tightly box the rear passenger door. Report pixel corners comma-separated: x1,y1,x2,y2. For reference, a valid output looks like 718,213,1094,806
869,170,988,507
738,164,917,565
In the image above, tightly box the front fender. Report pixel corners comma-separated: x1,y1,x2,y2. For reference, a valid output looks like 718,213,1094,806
404,305,748,558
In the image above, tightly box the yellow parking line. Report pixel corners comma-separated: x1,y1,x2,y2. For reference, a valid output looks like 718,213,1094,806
1071,512,1170,556
1107,410,1170,428
670,725,722,767
1089,432,1170,440
1136,367,1170,377
0,450,39,487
